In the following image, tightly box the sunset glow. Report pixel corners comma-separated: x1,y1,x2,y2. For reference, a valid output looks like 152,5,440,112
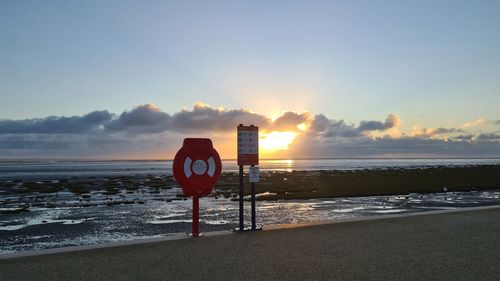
1,1,500,160
297,123,308,131
260,131,297,152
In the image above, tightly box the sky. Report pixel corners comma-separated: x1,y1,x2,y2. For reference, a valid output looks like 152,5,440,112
1,0,500,159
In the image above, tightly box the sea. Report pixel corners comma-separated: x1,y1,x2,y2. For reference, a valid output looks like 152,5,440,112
2,158,500,180
1,158,500,254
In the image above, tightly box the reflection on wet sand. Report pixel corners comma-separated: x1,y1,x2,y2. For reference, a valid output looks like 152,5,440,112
1,165,500,254
1,188,499,254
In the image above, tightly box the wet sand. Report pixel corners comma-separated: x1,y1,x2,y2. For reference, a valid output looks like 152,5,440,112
1,164,499,254
1,207,499,281
220,165,500,199
1,165,499,213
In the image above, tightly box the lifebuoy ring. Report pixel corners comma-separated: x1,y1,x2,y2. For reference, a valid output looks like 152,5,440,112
173,138,222,197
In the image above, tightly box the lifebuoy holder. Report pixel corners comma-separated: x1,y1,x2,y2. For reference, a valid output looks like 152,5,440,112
173,138,222,197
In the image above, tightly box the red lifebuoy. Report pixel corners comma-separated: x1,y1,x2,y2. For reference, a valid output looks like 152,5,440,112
173,138,222,197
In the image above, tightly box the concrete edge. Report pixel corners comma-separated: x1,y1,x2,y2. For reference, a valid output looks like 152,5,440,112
0,230,232,260
1,204,499,259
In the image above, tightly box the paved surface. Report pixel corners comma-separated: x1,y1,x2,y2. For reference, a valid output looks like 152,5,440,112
1,207,499,281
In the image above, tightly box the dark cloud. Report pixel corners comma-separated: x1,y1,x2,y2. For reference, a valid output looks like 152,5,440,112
0,103,499,159
362,136,498,157
310,114,399,138
358,114,399,132
310,114,330,132
476,132,500,141
0,132,179,159
433,128,462,134
310,115,360,137
0,105,400,138
451,134,475,141
0,111,112,134
0,135,81,149
105,104,171,133
413,127,463,138
170,103,269,132
323,120,362,137
292,135,500,158
310,116,352,137
0,103,270,136
270,112,309,131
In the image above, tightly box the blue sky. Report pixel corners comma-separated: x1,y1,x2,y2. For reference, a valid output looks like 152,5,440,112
1,0,500,159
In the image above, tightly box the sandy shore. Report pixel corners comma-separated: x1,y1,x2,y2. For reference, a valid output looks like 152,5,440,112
220,164,500,200
1,207,499,280
1,165,499,213
1,165,499,254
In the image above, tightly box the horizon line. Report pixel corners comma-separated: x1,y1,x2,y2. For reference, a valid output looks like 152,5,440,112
1,157,500,162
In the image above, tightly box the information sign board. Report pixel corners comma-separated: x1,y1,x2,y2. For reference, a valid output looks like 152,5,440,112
237,125,259,165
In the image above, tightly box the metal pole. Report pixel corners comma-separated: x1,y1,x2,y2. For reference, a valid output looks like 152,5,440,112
251,165,256,230
239,165,244,231
192,196,199,237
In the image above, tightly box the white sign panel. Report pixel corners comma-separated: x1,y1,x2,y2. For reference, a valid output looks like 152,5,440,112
237,130,258,154
249,166,260,183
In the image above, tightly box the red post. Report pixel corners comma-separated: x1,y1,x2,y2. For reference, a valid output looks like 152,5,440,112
192,196,200,237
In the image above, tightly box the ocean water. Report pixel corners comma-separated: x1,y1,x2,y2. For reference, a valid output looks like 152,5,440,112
1,158,499,179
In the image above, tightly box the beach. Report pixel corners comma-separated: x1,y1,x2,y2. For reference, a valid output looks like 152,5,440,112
1,206,499,280
1,162,499,253
2,164,500,211
2,163,500,202
219,164,500,199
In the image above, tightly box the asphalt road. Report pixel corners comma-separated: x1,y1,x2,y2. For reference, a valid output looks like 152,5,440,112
1,207,499,281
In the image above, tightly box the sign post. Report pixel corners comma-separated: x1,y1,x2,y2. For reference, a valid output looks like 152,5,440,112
239,165,244,231
249,165,259,230
192,196,199,236
173,138,222,237
237,124,259,231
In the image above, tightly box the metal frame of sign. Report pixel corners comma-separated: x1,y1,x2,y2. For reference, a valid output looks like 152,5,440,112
237,124,259,231
237,125,259,166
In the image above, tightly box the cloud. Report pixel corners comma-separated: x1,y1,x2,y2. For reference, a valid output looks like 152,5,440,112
0,133,179,159
170,102,270,132
411,126,463,138
0,103,399,137
309,114,330,132
270,111,310,131
0,110,112,134
476,132,500,141
323,120,362,138
292,134,500,158
0,102,499,159
309,115,360,137
310,114,401,138
358,114,400,132
462,117,487,128
0,135,78,149
450,134,475,141
105,103,171,133
25,102,271,135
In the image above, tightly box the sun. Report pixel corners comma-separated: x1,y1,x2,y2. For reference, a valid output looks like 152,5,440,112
259,131,297,152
